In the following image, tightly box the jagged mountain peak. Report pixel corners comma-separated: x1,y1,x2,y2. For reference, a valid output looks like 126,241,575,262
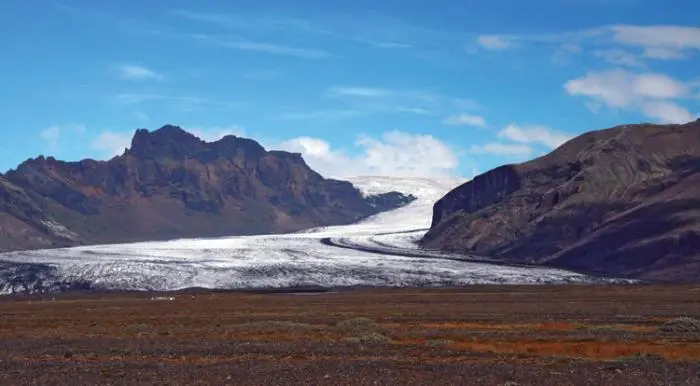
0,125,416,253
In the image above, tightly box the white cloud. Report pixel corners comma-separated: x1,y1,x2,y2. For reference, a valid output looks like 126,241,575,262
465,124,572,160
498,124,572,149
184,33,329,59
565,69,638,108
90,131,132,157
391,107,433,115
113,93,206,105
633,73,689,99
468,142,532,157
135,111,149,122
442,113,486,127
275,131,460,178
274,109,363,122
328,87,392,97
642,47,686,60
551,43,583,65
324,86,478,119
470,24,699,65
116,64,164,80
353,38,412,49
89,125,247,159
593,49,645,67
218,39,329,58
40,126,61,148
188,125,246,142
641,101,695,124
241,69,282,80
611,25,700,60
564,69,693,122
477,35,510,50
40,124,86,149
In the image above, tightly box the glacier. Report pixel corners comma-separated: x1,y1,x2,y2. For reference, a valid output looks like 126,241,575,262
0,176,628,294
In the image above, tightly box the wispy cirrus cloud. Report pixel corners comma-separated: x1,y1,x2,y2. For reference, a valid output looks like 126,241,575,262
592,49,646,68
469,24,699,71
352,38,413,49
109,93,245,113
112,93,207,105
114,64,164,80
209,37,329,59
170,9,419,51
477,35,511,50
40,123,87,152
241,68,283,80
272,85,476,123
469,142,533,157
326,86,479,117
171,32,328,59
442,113,487,127
273,109,363,123
327,87,393,98
170,10,324,34
56,6,331,60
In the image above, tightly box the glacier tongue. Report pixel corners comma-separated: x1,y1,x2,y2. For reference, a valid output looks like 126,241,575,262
0,176,627,294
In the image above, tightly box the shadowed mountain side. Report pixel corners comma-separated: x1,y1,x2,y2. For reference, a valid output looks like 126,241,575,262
0,125,414,252
423,119,700,282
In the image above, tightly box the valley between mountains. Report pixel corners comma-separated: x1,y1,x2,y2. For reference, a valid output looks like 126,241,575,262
3,120,700,292
0,176,622,294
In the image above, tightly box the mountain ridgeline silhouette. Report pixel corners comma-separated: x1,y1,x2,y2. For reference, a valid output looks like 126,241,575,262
0,125,415,252
423,119,700,282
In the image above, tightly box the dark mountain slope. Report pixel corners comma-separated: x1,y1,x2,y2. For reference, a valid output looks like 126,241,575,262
0,125,414,252
422,119,700,282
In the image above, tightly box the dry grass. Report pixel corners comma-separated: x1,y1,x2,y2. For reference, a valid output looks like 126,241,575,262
1,285,700,384
444,339,700,361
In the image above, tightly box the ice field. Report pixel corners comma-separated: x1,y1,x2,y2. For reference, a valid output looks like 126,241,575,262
0,177,628,294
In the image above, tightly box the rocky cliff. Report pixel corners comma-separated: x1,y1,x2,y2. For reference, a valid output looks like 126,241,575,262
423,119,700,282
0,125,414,252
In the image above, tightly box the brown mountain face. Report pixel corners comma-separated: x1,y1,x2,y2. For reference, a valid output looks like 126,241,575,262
0,125,414,252
422,119,700,283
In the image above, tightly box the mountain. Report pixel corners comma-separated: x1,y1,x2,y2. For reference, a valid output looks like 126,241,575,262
1,176,617,295
0,125,414,252
422,119,700,282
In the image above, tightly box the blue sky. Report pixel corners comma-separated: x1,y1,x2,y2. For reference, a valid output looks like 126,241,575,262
1,0,699,178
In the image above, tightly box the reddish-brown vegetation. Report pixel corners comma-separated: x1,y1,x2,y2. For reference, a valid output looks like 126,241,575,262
1,285,699,384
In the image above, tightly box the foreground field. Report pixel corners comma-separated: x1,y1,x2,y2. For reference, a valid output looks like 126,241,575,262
1,285,699,385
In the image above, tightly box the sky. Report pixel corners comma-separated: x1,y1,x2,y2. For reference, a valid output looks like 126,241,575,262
1,0,699,179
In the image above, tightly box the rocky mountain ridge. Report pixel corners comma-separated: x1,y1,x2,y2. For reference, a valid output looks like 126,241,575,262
0,125,414,252
423,119,700,282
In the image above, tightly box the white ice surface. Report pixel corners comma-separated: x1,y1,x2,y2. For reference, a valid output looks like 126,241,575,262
0,176,628,294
